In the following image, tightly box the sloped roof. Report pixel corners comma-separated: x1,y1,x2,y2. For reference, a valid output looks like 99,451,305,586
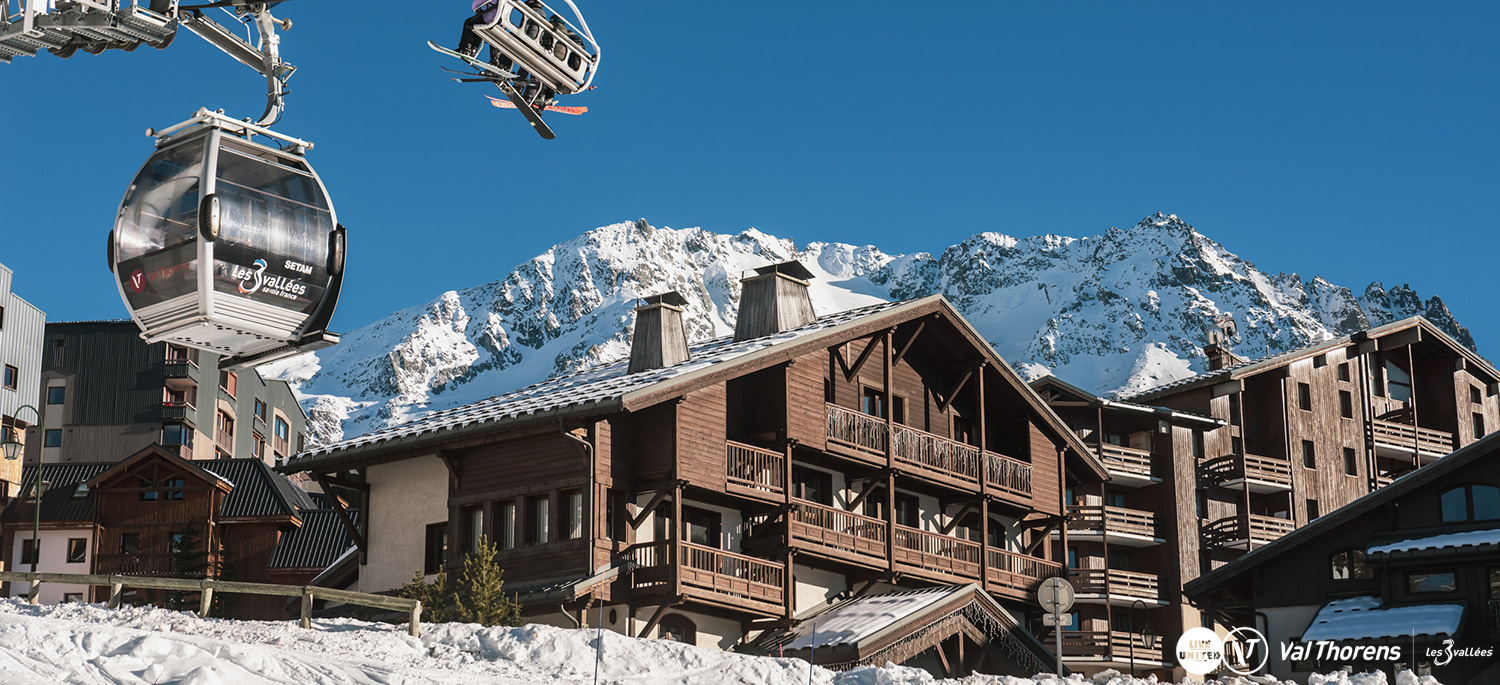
269,509,356,569
1030,375,1222,427
4,463,113,524
1366,528,1500,557
1185,431,1500,600
284,296,1107,479
1301,596,1464,642
1127,316,1497,403
203,459,316,519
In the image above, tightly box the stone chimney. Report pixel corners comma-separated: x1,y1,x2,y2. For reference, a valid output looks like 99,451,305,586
629,291,691,374
1204,313,1242,371
733,260,817,342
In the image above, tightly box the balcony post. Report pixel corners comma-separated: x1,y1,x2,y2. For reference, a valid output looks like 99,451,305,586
671,480,682,597
883,331,896,575
976,363,989,590
782,438,794,621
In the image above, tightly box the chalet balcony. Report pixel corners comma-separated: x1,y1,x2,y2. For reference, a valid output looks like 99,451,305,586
1097,444,1156,487
160,401,197,427
93,553,178,576
987,547,1064,601
1201,513,1295,551
628,541,785,616
826,403,1033,502
163,357,199,391
1069,569,1164,606
725,440,785,501
215,429,234,456
273,435,289,458
893,524,981,580
787,498,887,567
1055,505,1163,547
1060,630,1163,665
1371,419,1453,463
1202,452,1292,494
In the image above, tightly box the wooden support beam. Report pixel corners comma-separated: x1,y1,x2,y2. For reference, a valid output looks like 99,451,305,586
1024,521,1061,555
314,472,367,493
937,368,975,414
891,321,926,366
629,489,671,530
636,601,677,638
940,503,978,535
436,451,461,480
313,474,367,559
847,482,879,512
841,334,885,382
935,638,954,678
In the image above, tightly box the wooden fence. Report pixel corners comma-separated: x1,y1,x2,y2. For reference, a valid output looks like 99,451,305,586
0,571,422,636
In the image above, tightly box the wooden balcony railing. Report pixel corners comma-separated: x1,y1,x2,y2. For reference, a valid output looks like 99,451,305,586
826,404,887,454
93,553,179,576
1070,568,1159,601
215,429,234,455
987,547,1064,595
1372,419,1453,458
1060,630,1162,661
892,423,980,483
273,435,289,457
893,524,981,578
1201,513,1295,550
1098,444,1152,479
1376,474,1396,489
726,440,785,496
1202,452,1292,489
985,451,1033,498
628,541,785,611
160,401,196,422
789,498,887,561
1066,505,1159,540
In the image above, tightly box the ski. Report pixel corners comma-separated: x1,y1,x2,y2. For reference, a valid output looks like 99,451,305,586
427,40,517,81
485,94,587,115
496,81,556,140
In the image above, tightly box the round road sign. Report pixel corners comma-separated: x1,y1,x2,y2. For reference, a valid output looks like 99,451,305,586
1037,577,1075,613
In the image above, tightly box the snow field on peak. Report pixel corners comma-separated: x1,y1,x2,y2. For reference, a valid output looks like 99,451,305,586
0,600,1441,685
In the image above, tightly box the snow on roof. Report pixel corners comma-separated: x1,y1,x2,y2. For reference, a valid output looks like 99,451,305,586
781,585,962,650
1301,596,1464,642
290,298,914,465
1367,528,1500,555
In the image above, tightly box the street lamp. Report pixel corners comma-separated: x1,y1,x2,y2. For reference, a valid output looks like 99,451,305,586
1128,598,1151,678
30,479,50,573
2,404,40,462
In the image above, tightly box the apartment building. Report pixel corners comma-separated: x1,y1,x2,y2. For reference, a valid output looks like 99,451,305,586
281,262,1110,677
28,321,308,468
0,262,44,502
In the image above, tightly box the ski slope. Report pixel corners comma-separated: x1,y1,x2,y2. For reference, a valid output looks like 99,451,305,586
0,599,1441,685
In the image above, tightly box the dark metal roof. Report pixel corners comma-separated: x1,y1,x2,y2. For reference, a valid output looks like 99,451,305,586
269,509,357,569
5,463,114,524
201,459,317,518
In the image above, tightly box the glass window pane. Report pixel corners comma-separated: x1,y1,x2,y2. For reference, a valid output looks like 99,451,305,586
116,139,205,310
1440,487,1468,522
212,146,332,317
1408,571,1456,593
1473,486,1500,521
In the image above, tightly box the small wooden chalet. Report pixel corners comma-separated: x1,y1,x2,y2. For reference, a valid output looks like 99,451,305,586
2,444,355,619
282,261,1107,677
1184,431,1500,682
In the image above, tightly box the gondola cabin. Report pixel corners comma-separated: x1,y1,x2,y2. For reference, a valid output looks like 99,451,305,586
474,0,599,95
108,109,343,370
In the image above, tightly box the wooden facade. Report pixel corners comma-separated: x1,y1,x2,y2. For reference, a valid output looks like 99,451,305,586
287,290,1106,677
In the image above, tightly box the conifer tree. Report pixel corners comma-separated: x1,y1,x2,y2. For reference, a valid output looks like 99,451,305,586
451,536,521,627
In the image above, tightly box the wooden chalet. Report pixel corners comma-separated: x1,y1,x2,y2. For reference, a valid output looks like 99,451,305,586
282,261,1107,676
1,444,354,619
1184,431,1500,682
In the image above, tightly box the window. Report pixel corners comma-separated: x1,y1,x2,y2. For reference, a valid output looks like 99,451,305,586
792,467,832,505
1306,499,1320,521
274,416,290,443
894,492,919,528
1407,571,1456,594
219,371,237,397
66,538,86,564
44,429,61,448
1298,383,1312,411
424,523,448,574
658,615,696,644
1105,490,1126,508
1343,447,1357,476
861,386,885,418
1109,550,1131,571
1371,362,1386,398
1386,359,1412,403
1338,363,1350,382
72,483,89,499
252,433,265,459
20,539,39,565
1195,490,1208,519
1302,440,1316,469
1192,431,1204,460
1228,393,1242,425
861,487,885,519
1440,485,1500,523
254,399,267,423
47,386,65,405
62,593,82,604
169,533,189,555
120,533,141,555
681,506,720,547
526,495,549,545
1331,549,1372,580
2,365,16,390
465,506,485,553
161,424,192,447
892,396,906,425
953,416,976,445
498,501,517,550
1472,386,1484,404
0,305,4,329
561,490,584,540
164,478,184,501
605,489,623,542
216,411,234,439
1339,390,1353,418
1476,413,1486,440
138,478,158,502
1066,546,1078,569
1231,436,1243,455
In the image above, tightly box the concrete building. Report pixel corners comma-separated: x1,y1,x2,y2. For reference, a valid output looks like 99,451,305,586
0,262,45,502
26,321,308,469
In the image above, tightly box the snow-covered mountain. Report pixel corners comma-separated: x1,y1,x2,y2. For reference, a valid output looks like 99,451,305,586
263,213,1475,445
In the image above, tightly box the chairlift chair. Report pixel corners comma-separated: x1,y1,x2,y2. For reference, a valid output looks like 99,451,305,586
107,108,344,370
472,0,599,99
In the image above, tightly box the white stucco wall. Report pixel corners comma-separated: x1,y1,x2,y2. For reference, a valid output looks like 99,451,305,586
632,606,744,650
358,455,448,594
8,528,92,603
1263,604,1320,679
793,563,848,618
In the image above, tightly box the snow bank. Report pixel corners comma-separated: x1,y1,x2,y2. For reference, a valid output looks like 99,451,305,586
0,600,1439,685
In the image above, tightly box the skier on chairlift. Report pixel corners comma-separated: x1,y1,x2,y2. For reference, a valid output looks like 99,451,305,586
456,0,538,69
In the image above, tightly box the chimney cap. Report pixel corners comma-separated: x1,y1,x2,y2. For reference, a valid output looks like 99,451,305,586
748,260,815,282
639,291,688,308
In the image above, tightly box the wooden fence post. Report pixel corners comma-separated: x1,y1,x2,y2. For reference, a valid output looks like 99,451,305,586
26,579,41,606
108,582,123,609
409,600,422,637
198,585,215,618
300,588,313,629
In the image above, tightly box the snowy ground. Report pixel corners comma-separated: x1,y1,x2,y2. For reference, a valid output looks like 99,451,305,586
0,600,1440,685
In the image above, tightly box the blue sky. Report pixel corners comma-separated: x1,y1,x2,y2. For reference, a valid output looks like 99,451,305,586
1,2,1495,353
